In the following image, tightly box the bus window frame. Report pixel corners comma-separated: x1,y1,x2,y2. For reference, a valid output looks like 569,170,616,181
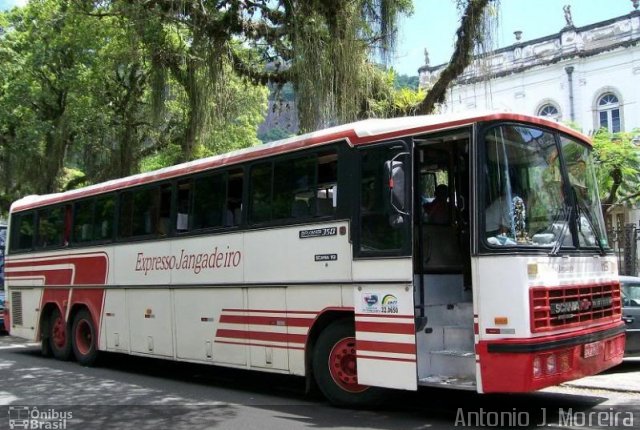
353,139,412,259
246,145,340,229
475,120,602,256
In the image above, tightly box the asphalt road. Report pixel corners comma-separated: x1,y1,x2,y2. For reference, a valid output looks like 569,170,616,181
0,334,638,429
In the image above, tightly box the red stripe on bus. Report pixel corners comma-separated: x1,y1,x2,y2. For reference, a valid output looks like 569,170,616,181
214,340,305,350
354,313,413,319
219,314,313,328
5,253,108,285
10,269,73,285
221,308,318,315
215,329,307,344
355,354,417,363
355,321,415,335
356,340,416,355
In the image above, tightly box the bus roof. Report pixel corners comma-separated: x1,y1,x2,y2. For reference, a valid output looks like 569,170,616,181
10,111,589,213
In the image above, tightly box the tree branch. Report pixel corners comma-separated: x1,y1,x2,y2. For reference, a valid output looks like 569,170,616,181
416,0,490,115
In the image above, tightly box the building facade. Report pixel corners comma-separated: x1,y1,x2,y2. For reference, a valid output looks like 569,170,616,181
418,7,640,248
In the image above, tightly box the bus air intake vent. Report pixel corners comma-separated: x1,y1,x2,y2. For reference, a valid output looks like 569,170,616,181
530,283,621,333
11,291,23,326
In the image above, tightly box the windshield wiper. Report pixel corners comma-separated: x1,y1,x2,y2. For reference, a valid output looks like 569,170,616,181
549,206,572,256
575,196,607,256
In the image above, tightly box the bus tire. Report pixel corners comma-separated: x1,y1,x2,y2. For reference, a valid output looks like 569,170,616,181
71,309,99,366
40,317,52,358
312,319,385,407
49,308,72,361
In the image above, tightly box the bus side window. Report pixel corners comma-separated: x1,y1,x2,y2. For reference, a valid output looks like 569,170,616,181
193,173,226,230
10,212,35,252
37,206,65,248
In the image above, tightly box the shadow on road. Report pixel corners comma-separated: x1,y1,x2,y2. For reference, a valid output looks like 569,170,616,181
7,345,627,430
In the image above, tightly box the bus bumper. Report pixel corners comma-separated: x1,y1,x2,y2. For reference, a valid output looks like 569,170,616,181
476,323,626,393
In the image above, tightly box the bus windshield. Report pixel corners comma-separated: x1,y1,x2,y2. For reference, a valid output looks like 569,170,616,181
482,124,607,250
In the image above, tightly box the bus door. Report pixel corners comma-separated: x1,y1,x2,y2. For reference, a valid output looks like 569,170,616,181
353,140,418,390
413,129,476,388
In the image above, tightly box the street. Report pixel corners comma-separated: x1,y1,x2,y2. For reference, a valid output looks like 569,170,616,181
0,334,639,429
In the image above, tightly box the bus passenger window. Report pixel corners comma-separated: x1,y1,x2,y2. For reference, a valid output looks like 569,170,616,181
249,162,273,223
193,173,226,230
37,206,65,248
10,212,35,251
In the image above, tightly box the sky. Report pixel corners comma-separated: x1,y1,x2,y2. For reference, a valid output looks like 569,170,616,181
394,0,635,75
1,0,636,75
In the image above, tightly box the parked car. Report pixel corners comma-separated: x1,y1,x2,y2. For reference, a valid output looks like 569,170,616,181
621,276,640,357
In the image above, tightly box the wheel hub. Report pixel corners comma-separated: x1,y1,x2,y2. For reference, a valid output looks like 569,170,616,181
328,337,368,393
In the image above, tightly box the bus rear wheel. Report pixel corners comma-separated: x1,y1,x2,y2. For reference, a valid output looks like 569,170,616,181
71,309,98,366
312,319,385,407
49,308,71,360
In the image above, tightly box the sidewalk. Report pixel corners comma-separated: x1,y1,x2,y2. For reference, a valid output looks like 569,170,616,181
561,358,640,393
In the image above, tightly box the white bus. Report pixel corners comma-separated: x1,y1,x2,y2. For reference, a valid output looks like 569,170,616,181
4,112,624,406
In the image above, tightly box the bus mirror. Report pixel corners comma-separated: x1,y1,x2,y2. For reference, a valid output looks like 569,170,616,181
385,153,410,217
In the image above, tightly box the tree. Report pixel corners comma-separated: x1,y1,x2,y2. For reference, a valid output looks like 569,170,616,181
416,0,494,114
592,130,640,214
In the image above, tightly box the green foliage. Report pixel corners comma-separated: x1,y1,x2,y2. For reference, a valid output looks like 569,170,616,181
259,127,293,144
591,129,640,210
367,69,426,118
393,74,420,90
0,0,269,213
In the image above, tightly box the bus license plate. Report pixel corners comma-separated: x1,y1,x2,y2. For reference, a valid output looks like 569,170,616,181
583,341,601,358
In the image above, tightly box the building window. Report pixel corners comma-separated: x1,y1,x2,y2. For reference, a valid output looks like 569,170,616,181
597,93,621,133
537,104,560,121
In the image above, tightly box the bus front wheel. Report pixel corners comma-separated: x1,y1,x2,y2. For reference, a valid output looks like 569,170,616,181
312,319,385,407
71,309,98,366
49,308,71,360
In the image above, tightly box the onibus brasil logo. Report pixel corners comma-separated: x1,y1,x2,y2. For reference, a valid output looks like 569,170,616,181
8,406,72,430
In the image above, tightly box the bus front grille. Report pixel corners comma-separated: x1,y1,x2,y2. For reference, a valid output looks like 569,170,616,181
530,282,621,333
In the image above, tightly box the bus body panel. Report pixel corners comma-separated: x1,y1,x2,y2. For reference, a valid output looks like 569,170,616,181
4,113,624,403
474,254,623,392
354,283,417,390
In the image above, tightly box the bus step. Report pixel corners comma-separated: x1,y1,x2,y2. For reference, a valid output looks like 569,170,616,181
430,349,475,357
418,374,476,390
429,350,475,378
